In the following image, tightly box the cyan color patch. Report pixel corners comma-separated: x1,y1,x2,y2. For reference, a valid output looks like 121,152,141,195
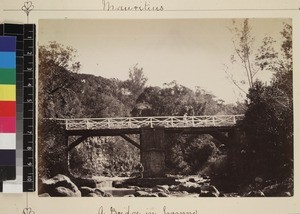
0,52,16,68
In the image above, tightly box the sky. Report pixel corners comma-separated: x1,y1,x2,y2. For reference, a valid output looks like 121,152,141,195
38,19,291,103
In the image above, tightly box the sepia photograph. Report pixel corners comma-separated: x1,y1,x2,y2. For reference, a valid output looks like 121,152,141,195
37,19,293,197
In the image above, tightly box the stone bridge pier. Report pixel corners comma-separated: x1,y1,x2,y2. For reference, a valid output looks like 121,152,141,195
140,126,166,178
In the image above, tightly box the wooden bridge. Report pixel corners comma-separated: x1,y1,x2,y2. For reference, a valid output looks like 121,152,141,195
50,115,244,178
52,115,244,130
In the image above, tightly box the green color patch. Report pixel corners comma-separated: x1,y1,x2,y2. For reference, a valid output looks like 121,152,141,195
0,68,16,84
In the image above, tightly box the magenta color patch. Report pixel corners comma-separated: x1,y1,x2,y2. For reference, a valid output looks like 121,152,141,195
0,117,16,133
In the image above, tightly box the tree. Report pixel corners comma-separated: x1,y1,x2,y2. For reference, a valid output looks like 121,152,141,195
38,42,83,118
225,19,261,96
256,23,292,108
241,23,293,185
132,81,221,117
38,120,68,178
122,64,148,105
38,42,84,179
39,41,81,95
243,81,293,181
166,134,218,175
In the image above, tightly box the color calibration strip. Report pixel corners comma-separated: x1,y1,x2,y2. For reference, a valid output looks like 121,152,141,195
0,36,16,186
0,24,36,193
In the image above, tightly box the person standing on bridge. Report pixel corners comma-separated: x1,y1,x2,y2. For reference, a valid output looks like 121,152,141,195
183,113,188,124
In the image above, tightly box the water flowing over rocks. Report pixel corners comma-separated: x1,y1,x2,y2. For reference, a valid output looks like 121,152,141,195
39,174,221,197
39,174,291,197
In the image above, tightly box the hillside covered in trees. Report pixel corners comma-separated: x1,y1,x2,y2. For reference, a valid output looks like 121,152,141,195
38,20,293,196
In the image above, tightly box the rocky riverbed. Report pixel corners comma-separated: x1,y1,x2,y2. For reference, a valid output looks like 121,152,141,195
38,174,292,197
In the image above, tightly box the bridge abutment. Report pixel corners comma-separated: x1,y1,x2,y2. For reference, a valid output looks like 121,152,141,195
140,126,166,178
227,128,241,186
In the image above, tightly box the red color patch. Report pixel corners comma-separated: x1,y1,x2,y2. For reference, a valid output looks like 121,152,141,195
0,101,16,117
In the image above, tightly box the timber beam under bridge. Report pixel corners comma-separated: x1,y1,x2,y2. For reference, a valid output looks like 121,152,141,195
50,115,244,178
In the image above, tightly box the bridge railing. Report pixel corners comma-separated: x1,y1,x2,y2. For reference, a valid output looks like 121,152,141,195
50,115,244,130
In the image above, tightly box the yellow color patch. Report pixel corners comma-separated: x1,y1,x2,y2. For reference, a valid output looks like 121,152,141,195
0,85,16,101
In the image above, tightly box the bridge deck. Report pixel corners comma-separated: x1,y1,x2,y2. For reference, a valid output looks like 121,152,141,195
51,115,244,131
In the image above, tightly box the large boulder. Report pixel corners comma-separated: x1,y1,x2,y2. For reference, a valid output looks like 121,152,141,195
127,186,141,191
87,193,101,197
55,186,79,197
281,192,292,197
85,190,113,197
38,193,51,197
80,186,95,196
112,180,124,188
244,190,265,197
41,174,81,197
94,188,113,197
169,185,180,191
178,182,201,193
157,192,170,197
199,185,220,197
147,193,159,197
124,194,135,197
79,186,113,197
154,185,170,193
262,183,292,197
189,177,197,183
134,191,151,197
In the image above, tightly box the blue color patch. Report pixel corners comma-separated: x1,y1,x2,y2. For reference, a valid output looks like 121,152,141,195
0,37,16,52
0,52,16,68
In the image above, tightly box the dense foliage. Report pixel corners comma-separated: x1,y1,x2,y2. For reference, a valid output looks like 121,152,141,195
240,23,293,188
